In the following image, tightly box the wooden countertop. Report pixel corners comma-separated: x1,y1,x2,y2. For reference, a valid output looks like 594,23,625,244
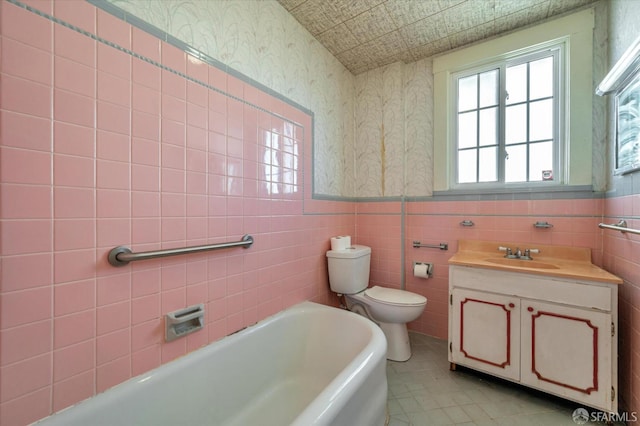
448,240,623,285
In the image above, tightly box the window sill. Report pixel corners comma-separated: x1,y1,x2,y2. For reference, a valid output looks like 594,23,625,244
430,185,597,200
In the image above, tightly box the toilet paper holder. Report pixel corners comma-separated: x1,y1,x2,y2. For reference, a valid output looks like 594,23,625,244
413,261,434,278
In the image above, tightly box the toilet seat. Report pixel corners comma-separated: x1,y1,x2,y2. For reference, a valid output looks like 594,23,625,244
364,286,426,307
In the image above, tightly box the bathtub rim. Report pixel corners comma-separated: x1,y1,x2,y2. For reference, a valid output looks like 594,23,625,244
33,301,388,426
290,302,388,425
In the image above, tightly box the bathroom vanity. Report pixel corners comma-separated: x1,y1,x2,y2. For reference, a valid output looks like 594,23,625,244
448,240,622,413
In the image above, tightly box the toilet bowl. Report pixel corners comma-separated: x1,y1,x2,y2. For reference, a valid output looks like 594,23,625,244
326,244,427,361
345,286,426,361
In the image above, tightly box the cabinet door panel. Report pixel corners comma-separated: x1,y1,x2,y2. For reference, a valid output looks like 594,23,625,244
450,289,520,381
521,301,612,411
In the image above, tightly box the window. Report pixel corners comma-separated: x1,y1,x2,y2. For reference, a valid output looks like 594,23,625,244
454,47,561,186
432,8,596,194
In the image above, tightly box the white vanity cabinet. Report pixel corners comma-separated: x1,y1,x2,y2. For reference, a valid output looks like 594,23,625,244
450,288,521,382
449,265,618,413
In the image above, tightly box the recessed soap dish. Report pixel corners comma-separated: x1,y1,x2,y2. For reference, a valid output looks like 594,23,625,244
165,304,204,342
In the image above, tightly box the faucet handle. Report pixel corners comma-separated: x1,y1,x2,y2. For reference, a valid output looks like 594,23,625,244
498,246,514,257
528,249,540,254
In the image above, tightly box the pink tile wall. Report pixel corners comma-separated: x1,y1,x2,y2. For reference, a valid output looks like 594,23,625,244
602,194,640,416
356,202,403,288
3,0,635,423
0,2,354,425
357,198,604,340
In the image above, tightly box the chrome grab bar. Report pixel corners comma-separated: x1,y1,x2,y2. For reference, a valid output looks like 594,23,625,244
108,235,254,266
598,220,640,235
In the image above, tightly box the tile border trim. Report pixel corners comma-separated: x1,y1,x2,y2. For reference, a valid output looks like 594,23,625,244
86,0,314,120
7,0,313,127
12,0,634,203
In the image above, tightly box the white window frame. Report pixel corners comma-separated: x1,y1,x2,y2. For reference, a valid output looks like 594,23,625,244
451,43,565,190
433,8,595,193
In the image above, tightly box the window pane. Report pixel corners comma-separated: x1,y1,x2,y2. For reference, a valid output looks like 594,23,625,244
458,111,477,149
529,141,553,181
479,147,497,182
530,56,553,100
506,63,527,105
479,107,497,146
458,149,477,183
452,45,561,188
506,104,527,144
458,75,477,111
505,144,527,182
529,99,553,141
479,69,498,108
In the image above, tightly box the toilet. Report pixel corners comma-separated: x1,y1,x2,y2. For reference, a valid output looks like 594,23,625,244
326,245,427,361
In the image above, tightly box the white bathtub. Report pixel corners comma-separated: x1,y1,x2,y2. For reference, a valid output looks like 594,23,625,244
34,302,388,426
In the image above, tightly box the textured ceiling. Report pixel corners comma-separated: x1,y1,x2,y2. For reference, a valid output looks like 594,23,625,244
277,0,598,74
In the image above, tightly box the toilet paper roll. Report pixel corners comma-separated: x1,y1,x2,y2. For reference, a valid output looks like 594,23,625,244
413,263,431,279
330,235,351,251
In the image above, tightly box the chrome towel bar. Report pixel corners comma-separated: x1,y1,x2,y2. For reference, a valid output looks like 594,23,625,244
108,235,254,266
598,220,640,235
412,241,448,250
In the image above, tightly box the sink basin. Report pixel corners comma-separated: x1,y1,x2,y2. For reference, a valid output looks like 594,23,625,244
485,258,560,269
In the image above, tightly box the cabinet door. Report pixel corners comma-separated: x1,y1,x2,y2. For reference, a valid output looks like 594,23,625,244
521,301,613,411
450,289,520,381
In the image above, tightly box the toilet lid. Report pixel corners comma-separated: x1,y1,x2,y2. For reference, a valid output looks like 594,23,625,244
364,286,427,306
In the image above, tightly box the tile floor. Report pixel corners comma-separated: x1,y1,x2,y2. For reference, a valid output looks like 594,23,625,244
386,332,624,425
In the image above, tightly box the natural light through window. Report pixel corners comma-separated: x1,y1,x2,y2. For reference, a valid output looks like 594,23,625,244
454,47,561,186
433,9,594,194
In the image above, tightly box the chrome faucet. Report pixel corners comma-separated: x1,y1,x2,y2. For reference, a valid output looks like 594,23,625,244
499,246,518,259
498,246,540,260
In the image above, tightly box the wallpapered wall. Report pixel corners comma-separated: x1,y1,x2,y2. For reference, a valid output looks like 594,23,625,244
355,59,433,197
109,0,609,198
103,0,453,199
108,0,358,197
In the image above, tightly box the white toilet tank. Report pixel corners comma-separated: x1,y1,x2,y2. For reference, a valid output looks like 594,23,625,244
326,245,371,294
